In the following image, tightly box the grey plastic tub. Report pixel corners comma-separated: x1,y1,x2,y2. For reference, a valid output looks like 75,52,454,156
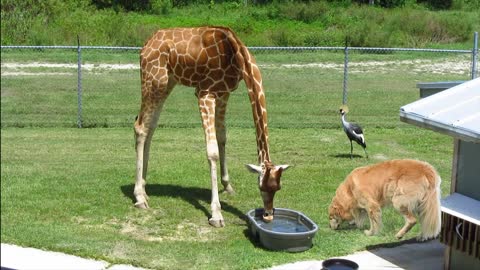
246,208,318,252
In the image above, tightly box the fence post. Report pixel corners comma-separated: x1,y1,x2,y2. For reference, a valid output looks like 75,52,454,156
342,38,349,105
77,35,83,128
472,32,478,79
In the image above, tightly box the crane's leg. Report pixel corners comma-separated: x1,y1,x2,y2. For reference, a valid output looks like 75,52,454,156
364,147,369,159
350,140,354,159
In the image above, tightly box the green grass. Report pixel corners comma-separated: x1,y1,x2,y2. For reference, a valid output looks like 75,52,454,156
0,49,473,128
0,50,467,269
1,127,452,270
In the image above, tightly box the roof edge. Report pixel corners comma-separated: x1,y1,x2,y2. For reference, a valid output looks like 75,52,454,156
399,111,480,143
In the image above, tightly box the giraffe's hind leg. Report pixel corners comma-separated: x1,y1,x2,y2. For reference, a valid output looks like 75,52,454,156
134,72,176,209
215,92,234,194
198,91,224,227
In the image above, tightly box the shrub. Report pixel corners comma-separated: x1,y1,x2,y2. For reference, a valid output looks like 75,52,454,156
452,0,480,10
151,0,173,15
276,1,327,23
418,0,453,9
378,0,406,8
270,28,303,46
304,28,345,47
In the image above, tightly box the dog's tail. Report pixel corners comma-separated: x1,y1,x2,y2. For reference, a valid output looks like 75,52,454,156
418,166,442,241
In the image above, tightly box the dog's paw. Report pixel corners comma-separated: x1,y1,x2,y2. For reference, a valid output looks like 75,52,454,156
416,235,432,242
364,230,374,236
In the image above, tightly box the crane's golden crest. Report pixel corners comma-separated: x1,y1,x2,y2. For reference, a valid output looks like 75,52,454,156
339,105,349,114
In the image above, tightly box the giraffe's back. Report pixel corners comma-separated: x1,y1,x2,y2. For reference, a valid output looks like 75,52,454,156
141,27,244,91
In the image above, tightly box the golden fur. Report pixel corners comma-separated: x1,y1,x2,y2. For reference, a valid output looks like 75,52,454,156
328,159,441,241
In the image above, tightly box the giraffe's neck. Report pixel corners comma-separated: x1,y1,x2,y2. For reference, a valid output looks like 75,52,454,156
249,70,270,164
244,60,270,164
255,114,270,164
227,30,271,164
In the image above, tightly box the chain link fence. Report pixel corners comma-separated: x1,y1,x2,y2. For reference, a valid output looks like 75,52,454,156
1,33,478,129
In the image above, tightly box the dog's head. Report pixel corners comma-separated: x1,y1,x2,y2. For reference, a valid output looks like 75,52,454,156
328,197,353,230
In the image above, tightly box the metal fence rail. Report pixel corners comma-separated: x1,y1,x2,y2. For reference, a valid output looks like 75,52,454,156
1,32,478,128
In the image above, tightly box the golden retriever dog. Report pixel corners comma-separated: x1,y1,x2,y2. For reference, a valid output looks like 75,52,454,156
328,159,441,241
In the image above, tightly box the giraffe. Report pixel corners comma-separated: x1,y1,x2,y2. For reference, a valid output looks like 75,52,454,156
134,26,290,227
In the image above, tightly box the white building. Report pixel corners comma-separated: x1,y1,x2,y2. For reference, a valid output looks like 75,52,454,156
400,78,480,269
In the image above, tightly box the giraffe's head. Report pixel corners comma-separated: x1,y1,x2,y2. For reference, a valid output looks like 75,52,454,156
246,162,290,223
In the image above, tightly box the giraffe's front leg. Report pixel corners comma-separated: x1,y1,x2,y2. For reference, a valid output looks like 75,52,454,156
133,73,172,209
199,92,225,227
134,122,150,209
208,155,224,228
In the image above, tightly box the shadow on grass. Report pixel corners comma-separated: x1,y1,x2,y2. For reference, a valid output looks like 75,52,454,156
331,153,365,159
242,227,265,250
121,183,273,249
120,184,246,224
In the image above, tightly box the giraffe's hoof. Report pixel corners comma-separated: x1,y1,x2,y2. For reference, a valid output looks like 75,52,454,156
395,232,405,239
222,185,235,195
134,201,149,209
209,218,225,228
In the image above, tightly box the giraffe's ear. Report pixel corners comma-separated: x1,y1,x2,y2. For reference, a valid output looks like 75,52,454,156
276,165,291,172
245,164,262,174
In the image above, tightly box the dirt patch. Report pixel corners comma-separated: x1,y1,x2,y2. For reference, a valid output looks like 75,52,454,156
1,71,74,76
105,210,216,243
265,58,472,75
1,56,472,76
0,62,138,76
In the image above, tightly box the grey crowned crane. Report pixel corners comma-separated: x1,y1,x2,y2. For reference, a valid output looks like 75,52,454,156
339,105,368,159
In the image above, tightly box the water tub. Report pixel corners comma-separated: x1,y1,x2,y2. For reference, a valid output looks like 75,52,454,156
246,208,318,252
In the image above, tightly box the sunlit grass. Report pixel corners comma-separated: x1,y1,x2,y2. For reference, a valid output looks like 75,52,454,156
1,126,452,269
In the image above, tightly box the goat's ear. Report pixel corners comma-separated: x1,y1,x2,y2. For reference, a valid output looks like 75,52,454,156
245,164,262,174
276,165,291,172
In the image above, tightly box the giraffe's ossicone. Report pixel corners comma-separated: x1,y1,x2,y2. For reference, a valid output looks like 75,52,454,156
134,26,289,227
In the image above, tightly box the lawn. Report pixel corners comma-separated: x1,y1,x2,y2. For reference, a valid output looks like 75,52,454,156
0,49,469,269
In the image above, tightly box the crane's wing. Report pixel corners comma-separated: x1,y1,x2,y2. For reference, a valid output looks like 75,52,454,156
350,123,366,146
350,123,364,134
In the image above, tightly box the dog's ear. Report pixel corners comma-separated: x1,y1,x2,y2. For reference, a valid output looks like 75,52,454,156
328,202,339,217
332,201,345,218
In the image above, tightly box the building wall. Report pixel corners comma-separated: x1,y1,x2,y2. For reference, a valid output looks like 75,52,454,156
449,248,480,269
448,139,480,269
455,140,480,200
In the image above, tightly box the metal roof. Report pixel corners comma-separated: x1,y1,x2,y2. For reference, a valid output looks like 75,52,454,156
416,81,465,90
400,78,480,143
